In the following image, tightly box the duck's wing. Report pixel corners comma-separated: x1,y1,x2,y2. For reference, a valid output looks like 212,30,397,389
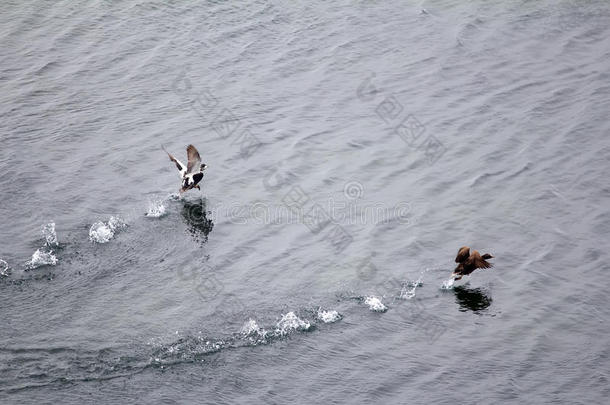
455,246,470,263
468,251,493,269
186,144,201,174
162,146,187,178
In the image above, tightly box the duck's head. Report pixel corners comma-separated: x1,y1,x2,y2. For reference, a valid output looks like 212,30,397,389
200,163,208,172
481,253,494,260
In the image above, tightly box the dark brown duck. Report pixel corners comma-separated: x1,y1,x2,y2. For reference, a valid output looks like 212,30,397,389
452,246,494,280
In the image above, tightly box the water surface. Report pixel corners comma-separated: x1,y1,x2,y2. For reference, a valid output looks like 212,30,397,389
1,1,609,403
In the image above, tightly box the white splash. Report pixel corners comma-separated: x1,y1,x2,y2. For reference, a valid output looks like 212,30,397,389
0,259,9,277
274,312,311,336
25,222,60,270
400,268,431,299
240,319,268,344
202,339,224,353
364,296,387,312
441,278,456,289
146,200,167,218
42,223,58,247
26,248,58,269
317,308,342,323
89,222,113,243
108,216,126,231
400,280,424,299
89,216,126,243
241,319,262,335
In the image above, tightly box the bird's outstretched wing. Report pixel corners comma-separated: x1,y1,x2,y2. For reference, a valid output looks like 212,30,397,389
162,146,187,178
186,144,201,174
455,246,470,263
468,251,493,269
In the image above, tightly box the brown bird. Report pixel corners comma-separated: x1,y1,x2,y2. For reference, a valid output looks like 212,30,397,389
452,246,493,280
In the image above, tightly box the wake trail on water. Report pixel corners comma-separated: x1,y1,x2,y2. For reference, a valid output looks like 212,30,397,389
19,192,200,274
10,198,463,367
150,310,334,367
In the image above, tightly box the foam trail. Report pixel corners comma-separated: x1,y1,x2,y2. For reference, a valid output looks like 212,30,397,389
89,216,126,243
149,308,345,365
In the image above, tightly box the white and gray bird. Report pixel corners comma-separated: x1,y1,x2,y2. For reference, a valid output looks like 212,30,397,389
163,144,207,193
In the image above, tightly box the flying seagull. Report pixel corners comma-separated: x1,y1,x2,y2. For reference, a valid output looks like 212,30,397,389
452,246,494,280
163,144,207,193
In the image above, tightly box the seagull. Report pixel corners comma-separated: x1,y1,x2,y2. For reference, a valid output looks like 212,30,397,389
163,144,207,193
452,246,494,280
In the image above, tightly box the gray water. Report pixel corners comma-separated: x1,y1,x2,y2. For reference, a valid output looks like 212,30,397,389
1,1,610,403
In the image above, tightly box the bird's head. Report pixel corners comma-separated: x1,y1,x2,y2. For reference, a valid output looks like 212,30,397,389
481,253,494,260
200,163,208,172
